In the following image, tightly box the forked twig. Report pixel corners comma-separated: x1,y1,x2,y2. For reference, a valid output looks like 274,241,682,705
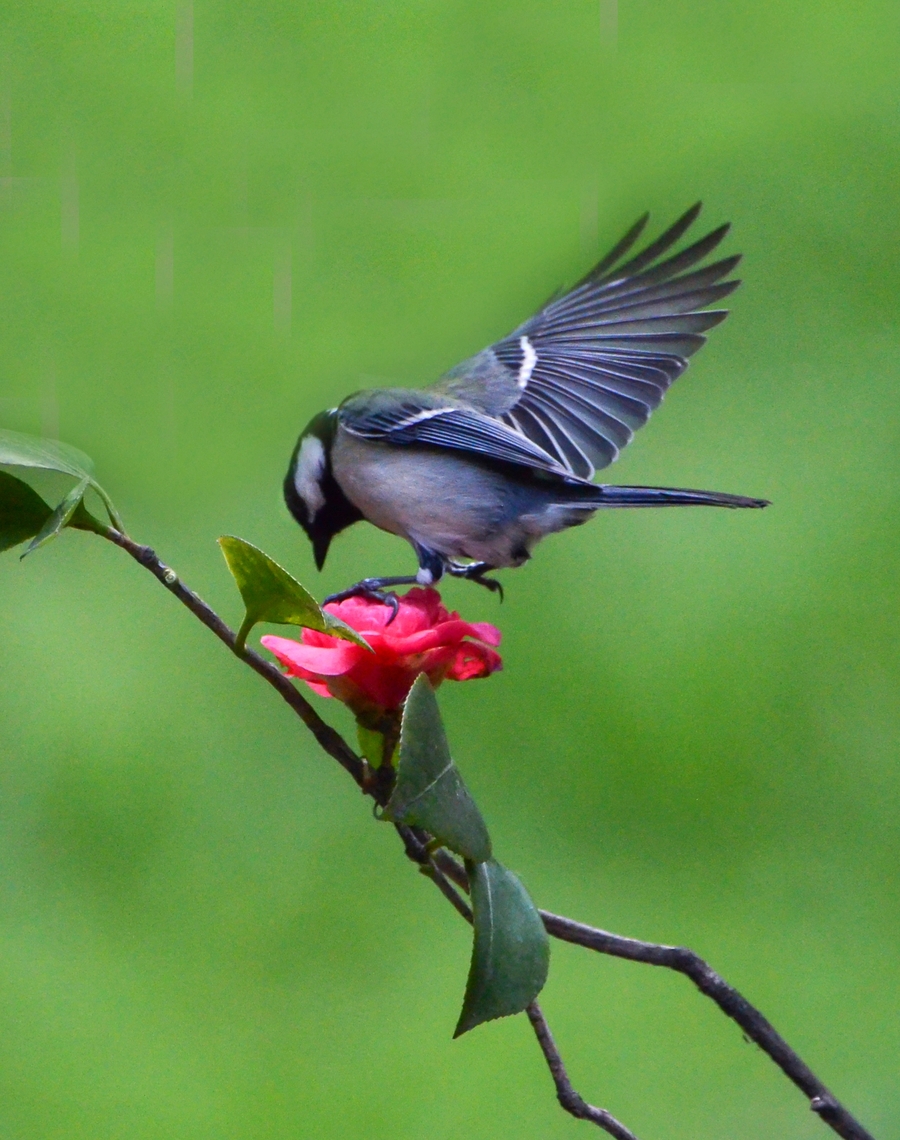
401,832,633,1136
526,1002,639,1140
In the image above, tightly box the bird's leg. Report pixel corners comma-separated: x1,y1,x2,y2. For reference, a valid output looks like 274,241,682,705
445,560,504,600
412,544,445,587
323,576,420,622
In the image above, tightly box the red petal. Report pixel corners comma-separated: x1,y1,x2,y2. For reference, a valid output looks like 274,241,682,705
261,635,363,677
445,643,503,681
467,622,502,647
342,659,420,709
378,619,488,655
302,679,334,698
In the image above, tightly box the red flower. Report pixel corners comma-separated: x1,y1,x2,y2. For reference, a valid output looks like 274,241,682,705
261,588,502,713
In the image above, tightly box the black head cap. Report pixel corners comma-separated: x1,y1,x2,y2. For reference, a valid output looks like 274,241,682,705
284,409,363,570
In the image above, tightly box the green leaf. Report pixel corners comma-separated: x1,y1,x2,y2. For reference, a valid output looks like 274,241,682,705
0,470,53,553
454,858,550,1037
22,476,90,558
218,535,371,653
0,428,123,530
0,427,95,479
382,675,492,862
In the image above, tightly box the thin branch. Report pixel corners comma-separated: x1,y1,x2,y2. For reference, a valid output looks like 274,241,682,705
101,524,876,1140
540,912,875,1140
102,528,365,786
393,824,473,920
432,846,469,891
526,1002,640,1140
421,864,473,922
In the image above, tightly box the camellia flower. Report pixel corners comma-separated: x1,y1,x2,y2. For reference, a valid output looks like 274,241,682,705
261,587,502,715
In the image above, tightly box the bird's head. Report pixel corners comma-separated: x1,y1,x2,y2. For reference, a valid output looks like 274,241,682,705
284,409,363,570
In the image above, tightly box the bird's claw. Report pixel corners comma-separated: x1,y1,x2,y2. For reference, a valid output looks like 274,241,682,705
446,561,504,601
474,575,504,600
323,580,401,624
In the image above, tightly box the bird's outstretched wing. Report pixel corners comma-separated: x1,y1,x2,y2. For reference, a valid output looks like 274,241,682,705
338,389,575,479
435,203,740,480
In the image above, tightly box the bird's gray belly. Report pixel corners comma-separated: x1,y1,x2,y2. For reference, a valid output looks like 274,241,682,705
332,430,582,567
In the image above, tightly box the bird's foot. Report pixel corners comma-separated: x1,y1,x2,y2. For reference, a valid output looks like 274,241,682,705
446,561,504,601
323,576,420,624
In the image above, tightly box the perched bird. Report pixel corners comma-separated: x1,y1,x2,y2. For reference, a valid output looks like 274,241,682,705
285,203,768,610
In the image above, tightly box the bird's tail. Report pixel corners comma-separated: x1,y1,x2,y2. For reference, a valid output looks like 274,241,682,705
588,484,769,509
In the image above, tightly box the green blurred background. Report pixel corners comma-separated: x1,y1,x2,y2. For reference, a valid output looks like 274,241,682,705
0,2,897,1137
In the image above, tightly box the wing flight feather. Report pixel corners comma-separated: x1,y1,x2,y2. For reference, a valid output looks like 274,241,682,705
438,204,740,478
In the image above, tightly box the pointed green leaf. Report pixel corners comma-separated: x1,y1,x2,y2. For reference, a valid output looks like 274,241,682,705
0,429,123,530
0,470,53,553
22,476,90,557
382,675,492,862
218,535,371,653
0,427,95,479
454,858,550,1037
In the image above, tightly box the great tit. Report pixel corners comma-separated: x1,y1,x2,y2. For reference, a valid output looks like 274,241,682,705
285,203,768,608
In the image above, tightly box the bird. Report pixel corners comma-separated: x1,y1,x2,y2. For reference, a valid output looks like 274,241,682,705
284,203,768,614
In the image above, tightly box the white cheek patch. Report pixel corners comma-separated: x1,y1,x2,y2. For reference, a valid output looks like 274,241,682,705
294,435,327,520
517,335,537,388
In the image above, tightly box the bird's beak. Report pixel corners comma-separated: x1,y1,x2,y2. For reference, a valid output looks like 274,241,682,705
313,532,331,571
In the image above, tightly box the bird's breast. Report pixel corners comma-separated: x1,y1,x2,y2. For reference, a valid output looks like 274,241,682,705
331,427,599,567
331,428,528,563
